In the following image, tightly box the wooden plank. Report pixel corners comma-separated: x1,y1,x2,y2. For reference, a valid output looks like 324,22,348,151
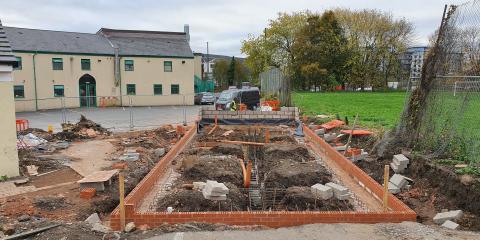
219,140,265,146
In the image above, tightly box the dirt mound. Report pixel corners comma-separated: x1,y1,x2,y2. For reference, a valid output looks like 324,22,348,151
57,115,109,140
18,128,54,141
33,196,69,211
264,160,331,188
210,144,244,158
261,145,313,171
183,155,243,186
156,183,247,212
280,186,353,211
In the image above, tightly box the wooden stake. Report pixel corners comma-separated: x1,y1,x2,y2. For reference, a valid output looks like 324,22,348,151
265,128,270,143
119,171,126,231
344,113,359,156
383,165,390,211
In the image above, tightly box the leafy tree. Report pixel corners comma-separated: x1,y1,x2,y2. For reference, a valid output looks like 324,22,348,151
293,11,349,90
212,59,229,89
213,57,250,89
227,57,236,86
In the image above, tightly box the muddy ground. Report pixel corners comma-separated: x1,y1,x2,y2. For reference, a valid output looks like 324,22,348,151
155,125,352,212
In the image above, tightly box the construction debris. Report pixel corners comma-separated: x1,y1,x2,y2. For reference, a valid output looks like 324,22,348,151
125,222,136,233
193,182,206,191
153,148,166,158
26,165,39,176
323,133,337,142
202,180,229,201
441,220,460,230
339,129,373,136
77,170,118,191
433,210,464,224
390,174,409,189
320,120,345,130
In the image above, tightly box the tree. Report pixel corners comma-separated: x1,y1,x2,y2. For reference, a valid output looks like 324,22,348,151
212,59,229,89
241,12,310,81
293,11,349,90
227,57,236,86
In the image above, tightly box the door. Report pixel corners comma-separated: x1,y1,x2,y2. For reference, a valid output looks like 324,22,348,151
79,74,97,107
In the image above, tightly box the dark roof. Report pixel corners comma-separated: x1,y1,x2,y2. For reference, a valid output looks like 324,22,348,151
98,28,193,58
4,27,114,55
0,21,17,64
3,26,193,58
201,53,245,63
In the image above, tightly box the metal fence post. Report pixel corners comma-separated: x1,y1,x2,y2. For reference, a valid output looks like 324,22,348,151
183,95,187,126
61,97,66,124
129,95,133,131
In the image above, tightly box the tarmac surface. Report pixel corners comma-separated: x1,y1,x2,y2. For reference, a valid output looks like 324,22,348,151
16,106,201,132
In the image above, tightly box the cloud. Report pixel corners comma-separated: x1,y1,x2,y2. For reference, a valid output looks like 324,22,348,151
0,0,468,56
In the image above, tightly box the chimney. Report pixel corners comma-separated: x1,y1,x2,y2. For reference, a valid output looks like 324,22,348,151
184,24,190,42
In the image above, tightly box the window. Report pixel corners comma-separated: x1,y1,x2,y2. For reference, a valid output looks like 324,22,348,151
153,84,163,95
14,56,22,70
164,61,172,72
54,85,64,97
52,58,63,70
81,59,91,70
13,85,24,98
171,84,179,94
125,60,134,71
127,84,136,95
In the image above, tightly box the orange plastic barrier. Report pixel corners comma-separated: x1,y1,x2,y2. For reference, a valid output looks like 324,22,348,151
340,129,373,136
16,119,29,132
261,100,280,111
320,120,345,130
239,104,247,111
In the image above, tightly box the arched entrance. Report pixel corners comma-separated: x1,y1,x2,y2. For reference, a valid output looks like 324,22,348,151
79,74,96,107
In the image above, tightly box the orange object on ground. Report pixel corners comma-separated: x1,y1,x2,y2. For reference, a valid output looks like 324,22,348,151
340,129,374,136
320,120,345,130
176,125,185,137
239,104,247,111
261,100,280,111
16,119,29,132
112,162,128,170
80,188,96,199
345,148,362,157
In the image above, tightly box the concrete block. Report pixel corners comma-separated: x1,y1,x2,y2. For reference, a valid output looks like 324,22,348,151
390,162,405,174
387,182,401,194
336,193,351,200
193,182,206,191
441,220,459,230
390,174,408,189
204,180,229,195
433,210,464,224
311,183,333,200
326,182,349,197
393,154,409,166
323,133,337,142
314,128,325,136
335,145,347,151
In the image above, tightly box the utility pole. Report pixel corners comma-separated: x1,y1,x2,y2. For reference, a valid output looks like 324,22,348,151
206,42,210,80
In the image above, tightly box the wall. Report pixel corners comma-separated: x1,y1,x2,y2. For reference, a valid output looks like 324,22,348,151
12,52,116,111
12,53,195,112
0,65,20,177
119,56,194,106
200,106,299,125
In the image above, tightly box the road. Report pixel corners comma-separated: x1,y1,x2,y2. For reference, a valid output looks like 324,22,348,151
16,106,200,132
145,222,480,240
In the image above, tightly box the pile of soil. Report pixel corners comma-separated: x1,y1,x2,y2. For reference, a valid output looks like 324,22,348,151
183,155,243,186
210,144,244,159
57,115,110,140
156,183,247,212
264,160,332,188
33,196,69,211
261,145,313,171
280,186,353,211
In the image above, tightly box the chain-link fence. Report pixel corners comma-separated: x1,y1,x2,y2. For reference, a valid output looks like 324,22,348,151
14,94,200,132
399,1,480,167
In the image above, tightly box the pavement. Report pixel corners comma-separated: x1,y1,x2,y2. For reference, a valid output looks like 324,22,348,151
145,222,480,240
15,106,201,132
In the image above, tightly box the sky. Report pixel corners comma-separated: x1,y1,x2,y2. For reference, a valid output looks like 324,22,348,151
0,0,469,57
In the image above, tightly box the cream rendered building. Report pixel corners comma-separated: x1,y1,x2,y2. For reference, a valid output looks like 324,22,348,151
5,25,197,112
0,21,20,177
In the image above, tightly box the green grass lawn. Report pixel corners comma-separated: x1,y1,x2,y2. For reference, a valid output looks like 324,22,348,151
292,91,407,129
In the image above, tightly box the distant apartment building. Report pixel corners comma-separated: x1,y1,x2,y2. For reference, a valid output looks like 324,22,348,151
5,24,198,112
400,46,429,79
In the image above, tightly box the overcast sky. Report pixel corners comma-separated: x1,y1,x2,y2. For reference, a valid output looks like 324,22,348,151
0,0,468,57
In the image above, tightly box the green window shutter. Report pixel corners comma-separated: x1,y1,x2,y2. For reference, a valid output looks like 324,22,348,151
125,60,134,71
127,84,136,95
54,85,65,97
164,61,172,72
14,56,22,70
13,85,25,98
52,58,63,70
171,84,179,94
154,84,163,95
81,59,91,70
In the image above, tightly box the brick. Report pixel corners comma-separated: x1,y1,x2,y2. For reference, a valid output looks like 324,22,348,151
80,188,96,199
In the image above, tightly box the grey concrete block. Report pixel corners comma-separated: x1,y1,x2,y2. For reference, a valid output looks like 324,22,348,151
336,193,351,200
204,180,229,195
193,182,206,191
390,162,406,173
390,174,408,189
335,145,347,151
441,220,459,230
387,182,401,194
433,210,464,224
315,128,326,136
323,133,337,142
326,182,349,197
311,183,333,200
393,154,409,166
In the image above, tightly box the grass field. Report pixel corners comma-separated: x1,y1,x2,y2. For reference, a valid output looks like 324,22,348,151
292,91,407,129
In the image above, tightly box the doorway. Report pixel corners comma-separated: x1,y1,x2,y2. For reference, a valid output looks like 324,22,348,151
79,74,97,107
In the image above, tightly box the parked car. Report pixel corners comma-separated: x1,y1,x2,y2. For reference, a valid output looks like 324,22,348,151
215,87,260,110
194,92,215,105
